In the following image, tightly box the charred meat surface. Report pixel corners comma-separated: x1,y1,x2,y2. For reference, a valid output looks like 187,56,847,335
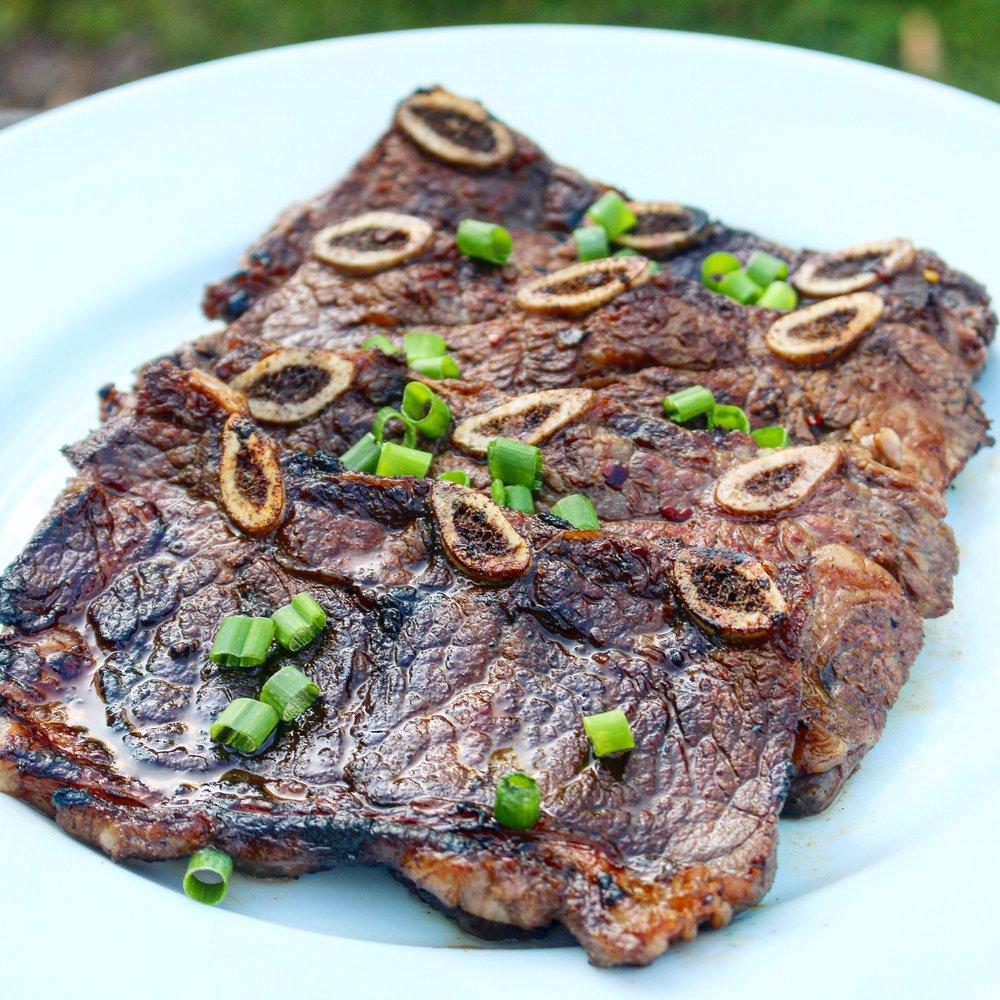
1,369,800,967
66,365,927,818
439,386,956,619
198,258,990,491
661,224,996,376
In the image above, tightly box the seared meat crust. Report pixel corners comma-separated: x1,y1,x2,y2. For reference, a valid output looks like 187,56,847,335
2,365,799,967
202,263,990,492
435,387,955,619
70,364,929,817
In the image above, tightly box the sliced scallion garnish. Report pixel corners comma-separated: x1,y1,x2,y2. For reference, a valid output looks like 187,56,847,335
708,404,751,434
361,334,401,355
502,484,535,513
260,665,321,721
586,192,636,239
717,269,762,304
271,593,327,652
751,425,791,449
409,354,462,379
662,385,715,423
700,251,741,291
549,494,600,530
376,441,433,478
183,847,234,905
572,225,609,262
403,330,448,361
491,478,508,506
402,382,452,438
372,406,418,449
456,219,513,265
210,698,279,753
339,432,382,473
583,708,635,757
437,470,471,486
487,437,543,491
209,615,275,668
494,773,542,830
745,251,789,288
757,280,798,312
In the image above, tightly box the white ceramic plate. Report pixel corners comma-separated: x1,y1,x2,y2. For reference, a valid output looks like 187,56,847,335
0,25,997,998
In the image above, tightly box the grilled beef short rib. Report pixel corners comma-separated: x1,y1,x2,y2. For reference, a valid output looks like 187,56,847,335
204,231,990,492
1,366,800,967
1,86,993,966
92,86,983,822
70,363,926,817
199,89,992,490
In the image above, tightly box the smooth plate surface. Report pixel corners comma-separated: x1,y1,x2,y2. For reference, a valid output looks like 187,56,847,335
0,25,998,999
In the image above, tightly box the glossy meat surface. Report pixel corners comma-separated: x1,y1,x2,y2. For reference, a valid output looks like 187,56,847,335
1,366,800,966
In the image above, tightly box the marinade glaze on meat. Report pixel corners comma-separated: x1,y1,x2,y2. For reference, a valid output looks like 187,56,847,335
3,365,801,967
0,87,993,966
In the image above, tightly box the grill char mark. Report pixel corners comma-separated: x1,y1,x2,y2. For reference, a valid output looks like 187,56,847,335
1,364,800,967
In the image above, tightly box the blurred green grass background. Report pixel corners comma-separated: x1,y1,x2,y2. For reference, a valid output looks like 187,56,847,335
1,1,997,110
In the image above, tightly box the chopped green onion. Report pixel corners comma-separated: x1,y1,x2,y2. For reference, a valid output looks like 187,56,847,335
402,382,452,438
503,484,535,513
491,478,507,506
271,592,327,652
745,251,789,288
376,441,433,478
409,354,462,379
210,698,278,753
572,225,609,262
757,280,798,312
700,251,741,291
183,847,233,905
717,269,763,304
209,616,275,668
586,192,636,239
339,432,382,473
663,385,715,423
487,437,543,491
372,406,418,449
361,334,401,355
292,592,326,628
437,470,471,486
647,260,661,275
456,219,513,265
549,494,600,530
751,425,791,449
494,773,542,830
403,330,448,361
708,404,751,434
583,708,635,757
260,665,321,721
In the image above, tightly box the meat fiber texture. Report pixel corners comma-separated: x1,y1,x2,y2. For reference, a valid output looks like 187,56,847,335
1,364,801,966
198,91,993,491
92,360,933,810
